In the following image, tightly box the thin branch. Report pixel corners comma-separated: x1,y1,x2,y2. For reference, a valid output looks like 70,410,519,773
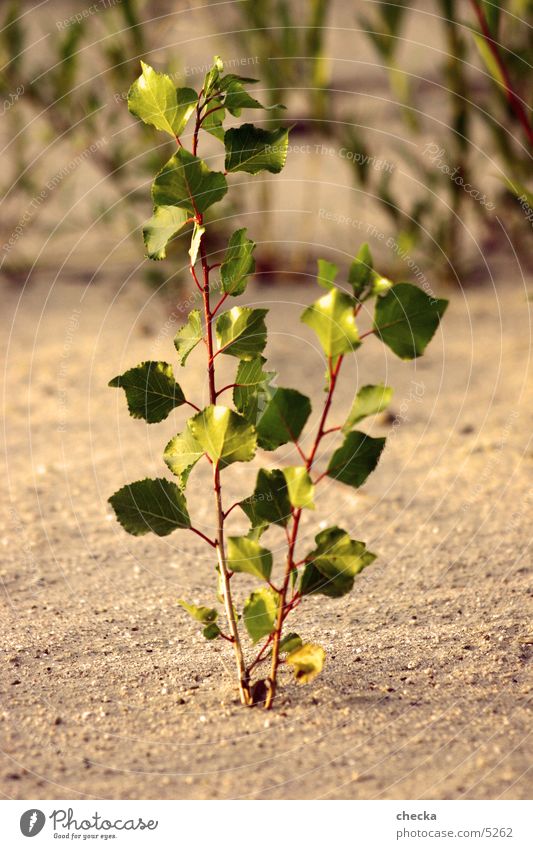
184,399,201,412
293,439,308,464
189,526,217,548
248,633,274,672
223,501,241,520
212,291,229,316
190,262,203,292
219,633,236,643
201,104,225,123
216,382,243,398
265,355,344,709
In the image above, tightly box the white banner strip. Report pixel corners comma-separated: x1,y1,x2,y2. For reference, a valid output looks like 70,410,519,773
3,799,531,847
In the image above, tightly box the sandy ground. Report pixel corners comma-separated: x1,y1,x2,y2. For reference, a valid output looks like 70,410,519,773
0,262,531,801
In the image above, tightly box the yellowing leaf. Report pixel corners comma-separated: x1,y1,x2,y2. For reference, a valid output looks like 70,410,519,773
286,643,325,683
128,62,197,137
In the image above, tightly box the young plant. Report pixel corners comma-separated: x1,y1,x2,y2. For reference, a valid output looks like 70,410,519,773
108,57,448,709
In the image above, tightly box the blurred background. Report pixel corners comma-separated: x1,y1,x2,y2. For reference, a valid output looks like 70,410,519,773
1,0,532,300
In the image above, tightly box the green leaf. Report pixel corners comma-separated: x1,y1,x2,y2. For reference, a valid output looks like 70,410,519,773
373,283,448,360
283,466,315,509
256,387,311,450
189,221,205,265
286,643,325,683
163,424,204,489
109,361,185,423
216,307,268,360
317,258,339,290
220,228,256,296
222,78,265,116
174,309,203,366
227,536,273,581
189,405,257,468
240,468,292,528
128,62,197,137
243,587,278,643
348,242,374,298
178,599,218,623
300,527,376,598
152,148,227,215
143,206,190,260
219,73,260,88
327,431,386,488
279,633,303,654
203,55,224,98
233,357,276,423
224,124,291,174
108,478,191,536
301,289,360,358
203,622,221,640
342,384,393,433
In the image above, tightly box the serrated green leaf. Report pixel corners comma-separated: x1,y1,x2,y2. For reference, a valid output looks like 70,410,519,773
174,309,203,366
189,405,256,468
342,384,393,433
256,387,311,450
109,361,185,423
220,228,256,295
286,643,325,683
203,622,221,640
327,431,386,488
348,242,374,298
373,283,448,359
108,478,191,536
224,124,291,174
219,73,260,89
152,148,227,215
283,467,315,509
240,468,292,528
178,599,218,623
128,62,197,136
223,78,264,116
317,258,339,290
227,536,272,581
233,357,276,423
163,424,204,488
143,206,190,260
189,221,205,265
216,307,268,360
300,527,376,598
301,289,360,358
243,587,278,643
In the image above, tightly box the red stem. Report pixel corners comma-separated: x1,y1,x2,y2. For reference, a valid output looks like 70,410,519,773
265,355,344,708
215,382,243,398
181,103,251,705
189,526,217,548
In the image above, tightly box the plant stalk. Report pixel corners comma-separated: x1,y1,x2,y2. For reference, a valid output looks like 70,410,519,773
265,356,344,708
197,222,251,706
